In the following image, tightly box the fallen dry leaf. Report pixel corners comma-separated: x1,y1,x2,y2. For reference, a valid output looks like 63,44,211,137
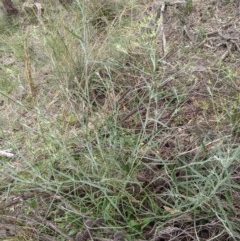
0,150,14,158
163,205,181,215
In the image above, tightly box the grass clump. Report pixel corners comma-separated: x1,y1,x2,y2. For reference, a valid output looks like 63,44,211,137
1,0,240,240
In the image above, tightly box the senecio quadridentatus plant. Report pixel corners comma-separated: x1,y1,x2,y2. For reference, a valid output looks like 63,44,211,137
115,1,187,57
115,2,164,50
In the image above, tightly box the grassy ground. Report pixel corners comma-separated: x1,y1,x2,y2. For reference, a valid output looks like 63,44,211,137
0,0,240,240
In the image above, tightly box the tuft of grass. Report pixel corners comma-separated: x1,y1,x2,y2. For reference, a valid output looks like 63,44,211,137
1,0,240,241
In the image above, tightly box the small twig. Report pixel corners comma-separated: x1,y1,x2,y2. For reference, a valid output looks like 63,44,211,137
28,208,74,241
120,105,146,123
0,150,14,158
230,39,240,52
39,233,58,241
219,42,233,61
217,30,239,41
39,216,74,241
176,137,227,157
94,238,114,241
75,218,104,241
54,195,88,218
183,25,194,42
24,30,37,101
162,0,186,5
0,198,22,210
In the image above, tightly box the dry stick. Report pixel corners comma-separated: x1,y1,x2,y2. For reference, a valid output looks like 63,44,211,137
217,30,239,41
230,39,240,52
1,192,76,241
220,44,232,61
183,25,194,42
155,1,186,57
94,238,124,241
0,198,22,210
24,203,74,241
0,191,52,210
54,195,89,218
176,137,227,157
75,219,104,241
24,30,37,100
39,233,58,241
120,105,146,123
33,213,74,241
0,219,42,236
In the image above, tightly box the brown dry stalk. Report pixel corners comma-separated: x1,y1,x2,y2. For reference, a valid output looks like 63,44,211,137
24,31,37,100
